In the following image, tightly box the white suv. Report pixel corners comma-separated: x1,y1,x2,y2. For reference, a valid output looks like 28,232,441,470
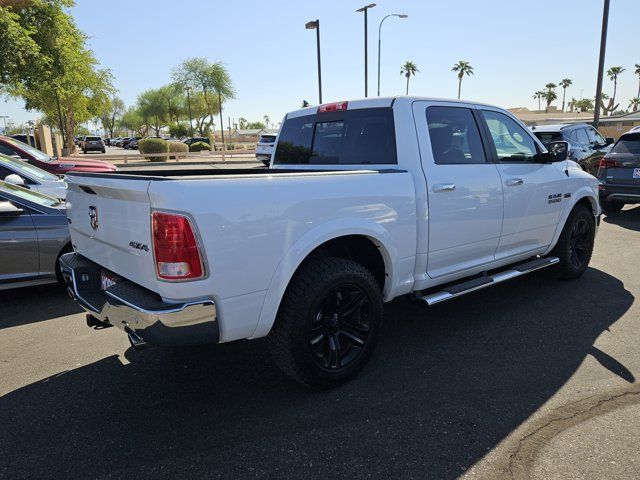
256,134,277,166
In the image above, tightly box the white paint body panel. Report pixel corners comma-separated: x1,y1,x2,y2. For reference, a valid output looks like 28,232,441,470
64,96,600,343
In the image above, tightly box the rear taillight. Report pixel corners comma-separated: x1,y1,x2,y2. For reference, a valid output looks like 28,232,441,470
318,101,348,113
152,211,204,280
599,158,620,169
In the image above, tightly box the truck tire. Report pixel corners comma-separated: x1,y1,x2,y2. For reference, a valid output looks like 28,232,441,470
601,200,623,214
550,205,595,279
268,255,383,389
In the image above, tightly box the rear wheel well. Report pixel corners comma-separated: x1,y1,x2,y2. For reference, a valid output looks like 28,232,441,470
304,235,387,291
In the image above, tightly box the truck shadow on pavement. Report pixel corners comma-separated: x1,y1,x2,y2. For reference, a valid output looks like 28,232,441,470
603,206,640,232
0,267,634,479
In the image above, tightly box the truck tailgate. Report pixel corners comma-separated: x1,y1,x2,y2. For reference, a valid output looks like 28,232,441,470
66,175,157,291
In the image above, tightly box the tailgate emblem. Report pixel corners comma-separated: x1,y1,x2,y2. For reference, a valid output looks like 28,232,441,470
89,206,99,230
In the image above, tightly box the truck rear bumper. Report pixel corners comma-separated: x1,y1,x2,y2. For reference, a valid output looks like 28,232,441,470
59,252,219,347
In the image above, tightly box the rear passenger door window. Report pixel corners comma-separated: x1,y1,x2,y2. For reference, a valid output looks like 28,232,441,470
575,128,590,146
426,106,487,164
481,110,537,162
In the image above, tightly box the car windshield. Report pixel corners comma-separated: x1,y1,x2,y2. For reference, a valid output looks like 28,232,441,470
611,135,640,155
0,180,61,207
0,153,60,181
4,137,53,162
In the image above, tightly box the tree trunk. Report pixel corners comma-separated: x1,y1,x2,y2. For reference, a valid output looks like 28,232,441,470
405,75,409,95
612,79,617,110
562,89,566,112
457,75,462,99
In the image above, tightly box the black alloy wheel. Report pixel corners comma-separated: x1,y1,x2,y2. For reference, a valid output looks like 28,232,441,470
308,283,371,371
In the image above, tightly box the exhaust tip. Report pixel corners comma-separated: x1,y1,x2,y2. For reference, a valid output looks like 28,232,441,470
124,326,147,351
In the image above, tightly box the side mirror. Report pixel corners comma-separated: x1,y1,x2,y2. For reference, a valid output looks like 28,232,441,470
548,141,569,162
0,201,24,216
605,137,614,146
4,173,26,187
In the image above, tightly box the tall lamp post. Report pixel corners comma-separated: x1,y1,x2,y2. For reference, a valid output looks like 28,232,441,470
377,13,408,96
593,0,610,129
185,86,194,136
356,4,376,97
305,19,322,104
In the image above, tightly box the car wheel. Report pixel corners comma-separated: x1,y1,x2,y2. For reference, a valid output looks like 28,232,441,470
269,255,383,389
550,205,595,280
101,149,105,154
83,149,87,154
601,200,623,214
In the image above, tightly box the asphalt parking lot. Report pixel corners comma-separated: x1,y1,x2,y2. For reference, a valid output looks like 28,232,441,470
1,207,639,479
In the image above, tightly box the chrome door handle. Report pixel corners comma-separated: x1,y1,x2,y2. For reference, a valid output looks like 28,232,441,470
433,183,456,192
506,178,523,186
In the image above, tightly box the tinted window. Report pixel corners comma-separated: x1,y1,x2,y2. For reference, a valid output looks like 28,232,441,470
533,132,562,145
3,138,51,162
481,110,537,162
0,143,19,157
274,108,396,165
273,115,314,164
0,154,58,181
86,136,101,141
611,135,640,154
575,128,590,145
426,107,486,164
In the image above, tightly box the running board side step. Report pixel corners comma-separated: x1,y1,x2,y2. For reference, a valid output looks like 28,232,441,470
418,256,559,306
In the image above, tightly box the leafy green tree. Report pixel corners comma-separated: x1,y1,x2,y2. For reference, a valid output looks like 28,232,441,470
238,117,247,129
172,58,235,145
120,107,147,137
263,115,270,128
400,61,419,95
168,122,189,138
559,78,573,111
451,61,474,99
246,121,265,129
575,98,594,112
629,97,640,112
101,96,125,138
541,83,557,110
0,0,114,150
137,88,168,135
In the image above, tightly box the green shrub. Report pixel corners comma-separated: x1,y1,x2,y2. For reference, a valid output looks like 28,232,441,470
138,138,169,161
225,143,235,150
168,141,189,160
189,141,211,152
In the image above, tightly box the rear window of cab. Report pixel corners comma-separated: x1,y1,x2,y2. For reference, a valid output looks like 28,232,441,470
274,107,397,165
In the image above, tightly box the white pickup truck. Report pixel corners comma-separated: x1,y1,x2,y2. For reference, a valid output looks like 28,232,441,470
60,97,600,388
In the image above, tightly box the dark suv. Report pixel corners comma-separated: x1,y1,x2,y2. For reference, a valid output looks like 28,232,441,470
531,123,614,175
81,136,106,154
597,131,640,213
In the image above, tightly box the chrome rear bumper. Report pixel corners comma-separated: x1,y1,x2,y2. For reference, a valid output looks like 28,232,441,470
59,253,219,346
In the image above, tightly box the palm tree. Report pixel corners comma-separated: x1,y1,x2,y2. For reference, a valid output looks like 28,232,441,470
238,117,247,129
263,115,270,129
451,60,474,99
568,97,577,112
629,97,640,112
400,61,419,95
559,78,573,111
543,83,557,111
606,66,625,112
635,64,640,100
533,91,544,111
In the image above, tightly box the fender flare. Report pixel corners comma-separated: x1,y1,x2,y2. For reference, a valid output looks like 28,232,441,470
249,218,398,339
543,188,599,256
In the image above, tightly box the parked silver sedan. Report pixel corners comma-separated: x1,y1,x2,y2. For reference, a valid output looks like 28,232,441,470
0,181,71,290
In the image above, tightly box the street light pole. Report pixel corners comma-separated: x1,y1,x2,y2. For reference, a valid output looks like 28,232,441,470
305,19,322,104
377,13,408,96
356,4,376,97
185,87,194,136
593,0,610,129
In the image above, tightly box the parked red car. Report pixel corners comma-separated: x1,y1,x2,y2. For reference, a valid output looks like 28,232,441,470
0,136,116,174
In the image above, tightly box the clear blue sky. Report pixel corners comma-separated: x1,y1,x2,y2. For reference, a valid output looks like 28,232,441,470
2,0,639,130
